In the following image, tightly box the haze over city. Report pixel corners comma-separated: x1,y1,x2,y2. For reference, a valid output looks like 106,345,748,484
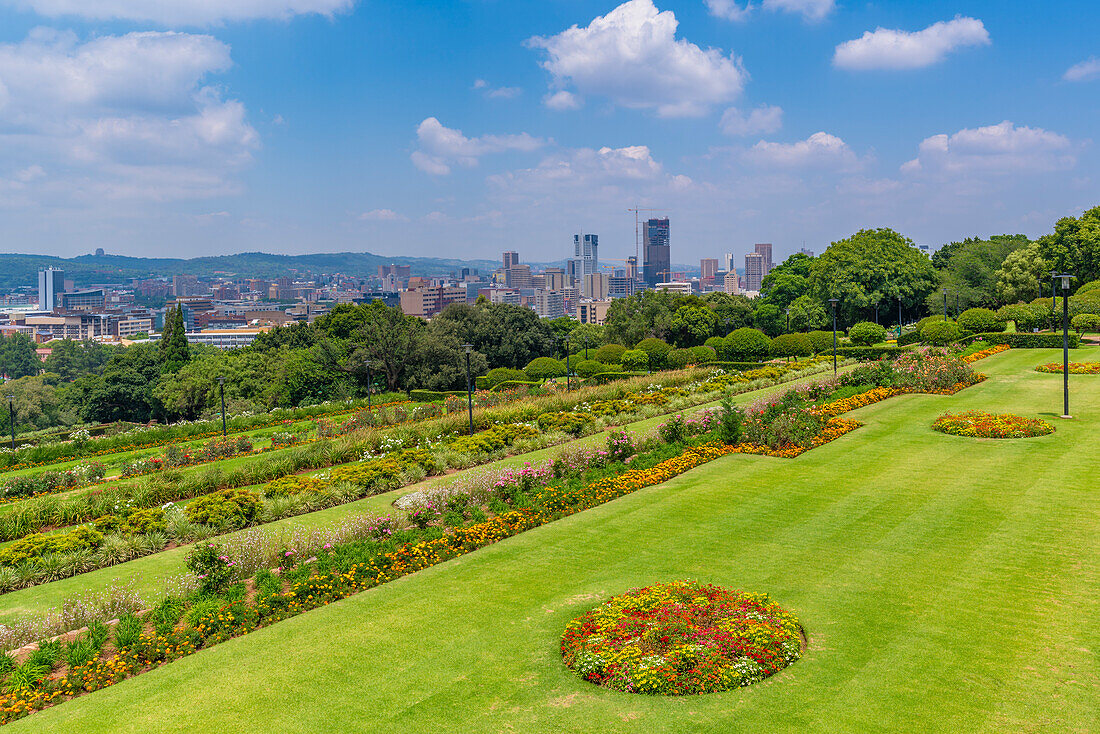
0,0,1096,263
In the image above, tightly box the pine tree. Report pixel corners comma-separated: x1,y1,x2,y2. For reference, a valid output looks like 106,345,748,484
158,306,175,359
160,306,191,371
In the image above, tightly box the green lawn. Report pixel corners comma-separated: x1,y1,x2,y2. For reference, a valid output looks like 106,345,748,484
11,348,1099,733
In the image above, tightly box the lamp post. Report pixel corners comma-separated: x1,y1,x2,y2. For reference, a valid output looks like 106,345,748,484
785,307,790,333
874,301,880,325
6,394,13,450
365,361,372,410
583,336,589,361
942,288,948,322
217,376,226,438
564,337,572,390
1057,274,1074,418
462,344,474,436
828,299,839,375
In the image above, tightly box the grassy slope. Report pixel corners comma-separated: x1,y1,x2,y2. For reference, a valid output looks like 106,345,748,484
12,348,1099,733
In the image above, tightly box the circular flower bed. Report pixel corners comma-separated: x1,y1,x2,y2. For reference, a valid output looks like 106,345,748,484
1035,362,1100,374
560,580,803,695
932,410,1054,439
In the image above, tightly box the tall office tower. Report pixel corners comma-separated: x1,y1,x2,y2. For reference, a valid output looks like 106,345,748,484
565,258,583,287
573,233,599,276
722,252,735,273
754,243,773,274
700,258,719,280
502,251,520,270
37,268,65,311
724,271,741,295
744,252,766,292
800,247,814,258
544,267,566,291
643,218,670,287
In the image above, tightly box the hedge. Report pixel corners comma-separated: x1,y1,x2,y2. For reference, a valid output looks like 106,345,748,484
700,361,770,371
967,332,1081,348
833,345,913,360
410,389,467,402
490,380,543,392
897,330,924,347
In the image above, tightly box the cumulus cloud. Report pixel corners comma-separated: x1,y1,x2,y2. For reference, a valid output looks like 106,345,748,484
543,90,581,111
488,145,682,195
834,16,990,70
1064,57,1100,82
359,208,408,222
901,121,1075,176
706,0,835,22
745,132,859,169
411,117,546,175
719,105,783,136
0,29,257,201
0,0,354,25
527,0,746,117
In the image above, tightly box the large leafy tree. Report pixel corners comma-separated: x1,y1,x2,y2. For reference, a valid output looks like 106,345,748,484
68,343,164,423
787,295,828,332
995,242,1049,304
1035,205,1100,287
702,292,754,335
603,290,676,345
434,302,555,369
43,340,115,382
927,234,1030,310
810,228,938,326
752,304,784,337
343,301,422,391
669,305,717,347
0,333,41,380
760,253,814,309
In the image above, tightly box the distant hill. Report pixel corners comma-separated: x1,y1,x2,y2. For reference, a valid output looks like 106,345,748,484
0,251,502,291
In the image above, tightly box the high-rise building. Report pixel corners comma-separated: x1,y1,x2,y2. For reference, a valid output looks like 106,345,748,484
724,271,741,295
581,272,609,300
625,256,639,281
744,252,766,292
502,251,520,270
37,268,65,311
505,264,532,289
700,258,719,281
544,267,567,291
722,253,735,273
573,233,599,277
754,243,774,273
643,218,670,287
800,247,814,258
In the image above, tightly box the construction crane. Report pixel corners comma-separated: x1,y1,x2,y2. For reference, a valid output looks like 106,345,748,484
627,207,664,264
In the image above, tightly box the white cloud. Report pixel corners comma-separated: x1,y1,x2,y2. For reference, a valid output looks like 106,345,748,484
0,29,257,201
528,0,746,117
901,121,1075,176
719,105,782,136
706,0,835,22
472,79,522,99
543,90,581,110
704,0,750,22
746,132,859,169
1064,57,1100,82
359,208,408,222
411,117,546,176
489,144,677,193
0,0,354,25
834,16,990,70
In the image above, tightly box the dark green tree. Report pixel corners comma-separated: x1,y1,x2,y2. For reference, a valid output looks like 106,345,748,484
669,305,718,347
1036,205,1100,287
159,306,191,371
752,304,785,337
760,252,814,309
0,333,41,380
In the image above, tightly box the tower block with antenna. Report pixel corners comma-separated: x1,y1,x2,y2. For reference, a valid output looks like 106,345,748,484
628,206,663,281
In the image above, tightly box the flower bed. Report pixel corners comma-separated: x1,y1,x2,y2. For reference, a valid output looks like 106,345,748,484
962,343,1010,363
932,411,1055,439
560,581,802,695
1034,362,1100,374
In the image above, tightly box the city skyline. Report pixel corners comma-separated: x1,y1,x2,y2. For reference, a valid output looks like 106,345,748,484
0,1,1095,263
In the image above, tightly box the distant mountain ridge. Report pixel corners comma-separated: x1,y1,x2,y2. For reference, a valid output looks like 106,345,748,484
0,251,503,291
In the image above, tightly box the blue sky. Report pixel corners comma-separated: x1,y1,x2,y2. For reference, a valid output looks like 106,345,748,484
0,0,1096,266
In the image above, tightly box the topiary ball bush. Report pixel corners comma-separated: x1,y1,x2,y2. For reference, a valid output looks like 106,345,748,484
847,321,887,346
921,321,961,346
665,348,694,370
957,308,1006,334
806,330,834,354
688,345,717,363
593,344,627,365
771,333,813,359
634,338,673,369
620,349,649,371
524,357,566,381
723,328,772,362
1071,313,1100,334
483,367,527,389
574,359,610,379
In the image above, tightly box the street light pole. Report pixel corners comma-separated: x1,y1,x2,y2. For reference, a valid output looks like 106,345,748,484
785,307,790,333
217,376,226,438
942,288,948,322
6,394,13,450
583,336,588,361
828,299,839,375
462,344,474,436
365,361,372,410
1058,274,1074,418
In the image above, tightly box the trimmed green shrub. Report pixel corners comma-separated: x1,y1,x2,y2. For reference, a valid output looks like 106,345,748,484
771,333,813,359
703,336,725,353
524,357,566,381
483,367,527,389
185,488,262,527
957,308,1006,334
916,315,954,333
723,328,772,362
574,360,610,379
588,371,643,384
536,412,593,435
491,380,542,392
1071,313,1100,333
665,349,694,370
806,330,835,354
921,321,960,346
848,321,887,346
634,338,673,369
120,508,166,535
621,349,649,371
688,345,716,363
410,389,466,402
593,344,627,364
968,332,1081,348
897,330,924,346
834,345,912,360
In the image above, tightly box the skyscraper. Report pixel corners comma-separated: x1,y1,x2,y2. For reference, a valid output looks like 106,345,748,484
745,252,766,292
722,253,735,273
502,251,520,270
754,243,773,275
573,233,599,276
643,218,670,287
37,268,65,311
700,258,719,280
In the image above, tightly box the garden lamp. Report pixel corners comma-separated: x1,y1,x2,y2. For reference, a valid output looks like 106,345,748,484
1057,274,1075,419
217,376,226,437
828,299,839,375
463,344,474,436
942,289,948,322
785,307,790,333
